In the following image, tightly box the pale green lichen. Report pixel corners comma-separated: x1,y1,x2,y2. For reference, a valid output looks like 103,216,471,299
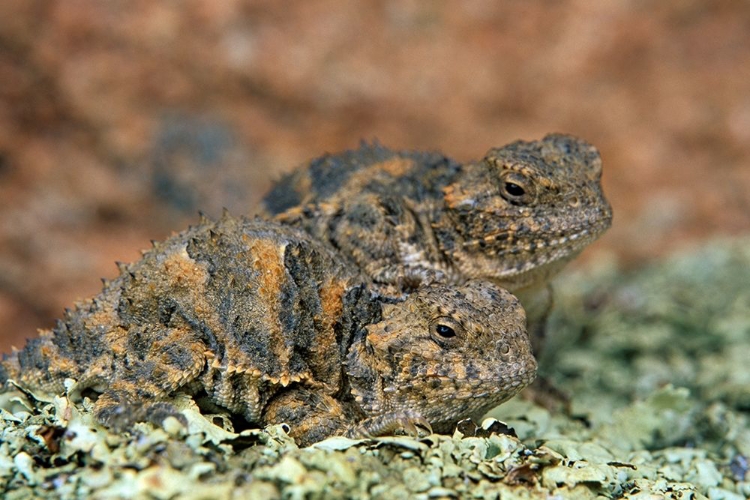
2,237,750,499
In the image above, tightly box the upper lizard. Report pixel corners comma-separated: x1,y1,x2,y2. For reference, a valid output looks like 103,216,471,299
260,134,612,349
1,215,535,446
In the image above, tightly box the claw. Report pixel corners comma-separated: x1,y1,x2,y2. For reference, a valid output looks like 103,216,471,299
347,411,432,439
406,415,432,437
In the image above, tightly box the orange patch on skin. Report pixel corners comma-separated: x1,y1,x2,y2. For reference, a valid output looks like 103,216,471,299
106,328,128,357
343,158,415,193
162,247,210,289
52,356,78,376
275,205,305,223
249,239,286,295
87,309,119,332
307,276,349,389
442,183,474,210
375,158,415,177
248,238,288,365
318,277,347,331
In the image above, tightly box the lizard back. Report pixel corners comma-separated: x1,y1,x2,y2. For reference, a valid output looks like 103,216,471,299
1,215,376,425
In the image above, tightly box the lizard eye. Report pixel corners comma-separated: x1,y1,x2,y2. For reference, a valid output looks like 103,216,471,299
429,317,464,347
504,181,525,197
499,171,535,204
435,324,455,337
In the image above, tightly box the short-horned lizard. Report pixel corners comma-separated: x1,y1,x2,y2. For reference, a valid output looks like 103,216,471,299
1,215,536,445
261,134,612,350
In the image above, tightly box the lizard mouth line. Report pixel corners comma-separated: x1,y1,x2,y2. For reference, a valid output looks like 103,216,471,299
524,227,597,252
465,212,611,254
506,235,591,275
467,223,605,258
384,369,537,394
473,222,611,285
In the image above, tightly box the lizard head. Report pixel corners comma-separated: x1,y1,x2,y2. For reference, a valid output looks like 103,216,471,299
440,134,612,291
346,280,536,433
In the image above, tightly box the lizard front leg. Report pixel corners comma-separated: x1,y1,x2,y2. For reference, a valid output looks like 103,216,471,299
514,283,553,356
263,388,432,446
94,382,188,431
263,388,353,446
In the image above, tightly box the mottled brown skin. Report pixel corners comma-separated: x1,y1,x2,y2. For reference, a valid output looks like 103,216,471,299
261,134,612,352
0,215,536,446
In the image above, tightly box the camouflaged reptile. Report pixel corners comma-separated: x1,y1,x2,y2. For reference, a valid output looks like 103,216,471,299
261,134,612,351
0,215,536,446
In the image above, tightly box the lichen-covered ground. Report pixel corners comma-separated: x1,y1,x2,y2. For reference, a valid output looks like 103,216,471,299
2,239,749,499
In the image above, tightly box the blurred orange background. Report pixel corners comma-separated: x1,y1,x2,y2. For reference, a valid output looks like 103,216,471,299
1,1,749,350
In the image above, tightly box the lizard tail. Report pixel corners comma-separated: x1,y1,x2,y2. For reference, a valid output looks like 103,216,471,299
0,330,79,395
0,352,19,385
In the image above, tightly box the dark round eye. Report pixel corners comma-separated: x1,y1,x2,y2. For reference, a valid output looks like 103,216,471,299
499,171,534,203
434,324,456,338
504,181,525,197
429,317,464,346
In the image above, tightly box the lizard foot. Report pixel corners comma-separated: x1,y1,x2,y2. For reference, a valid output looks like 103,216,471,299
346,411,432,439
95,396,187,432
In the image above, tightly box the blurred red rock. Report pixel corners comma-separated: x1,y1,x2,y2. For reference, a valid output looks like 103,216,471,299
1,0,748,350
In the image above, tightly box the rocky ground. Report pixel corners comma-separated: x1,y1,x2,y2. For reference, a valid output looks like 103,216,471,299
2,238,749,499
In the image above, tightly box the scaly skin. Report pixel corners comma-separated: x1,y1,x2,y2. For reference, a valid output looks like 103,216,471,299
261,134,612,351
1,215,535,446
